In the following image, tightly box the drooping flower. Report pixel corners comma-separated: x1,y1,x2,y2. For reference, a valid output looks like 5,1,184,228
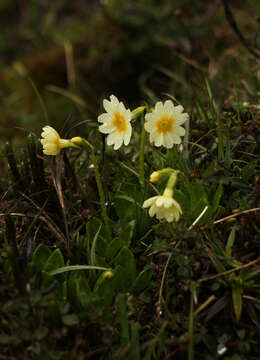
144,100,188,148
143,188,182,222
40,126,71,155
98,95,132,150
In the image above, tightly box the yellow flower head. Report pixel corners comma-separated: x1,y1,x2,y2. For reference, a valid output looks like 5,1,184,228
144,100,188,148
143,189,182,222
40,126,70,155
98,95,132,150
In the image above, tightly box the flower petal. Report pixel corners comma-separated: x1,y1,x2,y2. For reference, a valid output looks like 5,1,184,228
113,137,123,150
154,132,164,147
143,196,158,208
98,113,111,124
123,124,132,145
99,123,115,134
174,125,185,137
106,131,118,146
149,204,158,217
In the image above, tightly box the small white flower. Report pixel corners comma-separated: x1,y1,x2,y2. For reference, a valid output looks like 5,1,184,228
40,126,70,155
144,100,188,148
98,95,132,150
143,189,182,222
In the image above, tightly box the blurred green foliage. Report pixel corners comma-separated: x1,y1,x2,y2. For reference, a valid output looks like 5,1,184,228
1,0,259,143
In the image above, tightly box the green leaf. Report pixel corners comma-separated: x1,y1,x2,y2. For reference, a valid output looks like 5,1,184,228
48,265,110,276
211,182,223,218
105,237,125,261
90,224,102,267
118,220,136,247
112,246,136,291
131,266,153,294
62,314,79,326
225,226,237,257
0,334,12,345
67,271,91,309
86,217,107,259
117,293,129,347
241,159,259,181
231,278,243,322
41,249,66,292
32,243,51,269
43,249,64,273
181,178,209,220
202,160,217,178
131,322,141,360
114,196,137,222
208,252,226,274
143,322,168,360
34,326,48,340
94,266,122,306
20,199,48,248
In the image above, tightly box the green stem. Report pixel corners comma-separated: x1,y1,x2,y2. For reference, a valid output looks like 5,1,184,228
183,115,190,161
90,148,112,242
79,138,112,242
158,253,172,308
164,170,179,194
139,120,146,191
188,282,196,360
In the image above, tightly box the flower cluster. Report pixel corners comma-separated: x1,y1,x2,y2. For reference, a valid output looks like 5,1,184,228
40,95,188,154
40,95,188,224
98,95,188,150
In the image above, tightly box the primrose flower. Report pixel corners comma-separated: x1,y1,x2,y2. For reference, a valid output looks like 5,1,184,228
98,95,132,150
143,188,182,222
40,126,71,155
144,100,188,148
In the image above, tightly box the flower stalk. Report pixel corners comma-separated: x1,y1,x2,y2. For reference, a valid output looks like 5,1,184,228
71,137,112,242
139,116,146,191
165,170,179,193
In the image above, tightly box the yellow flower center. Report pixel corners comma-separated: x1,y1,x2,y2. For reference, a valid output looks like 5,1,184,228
112,112,127,133
156,116,174,134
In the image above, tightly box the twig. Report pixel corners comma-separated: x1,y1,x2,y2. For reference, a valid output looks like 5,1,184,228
187,206,208,231
157,253,172,317
200,207,260,231
194,295,216,316
199,258,259,283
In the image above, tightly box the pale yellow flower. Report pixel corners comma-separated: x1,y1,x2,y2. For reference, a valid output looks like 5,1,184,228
149,168,175,183
143,188,182,222
40,126,70,155
144,100,188,148
98,95,132,150
150,171,161,183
